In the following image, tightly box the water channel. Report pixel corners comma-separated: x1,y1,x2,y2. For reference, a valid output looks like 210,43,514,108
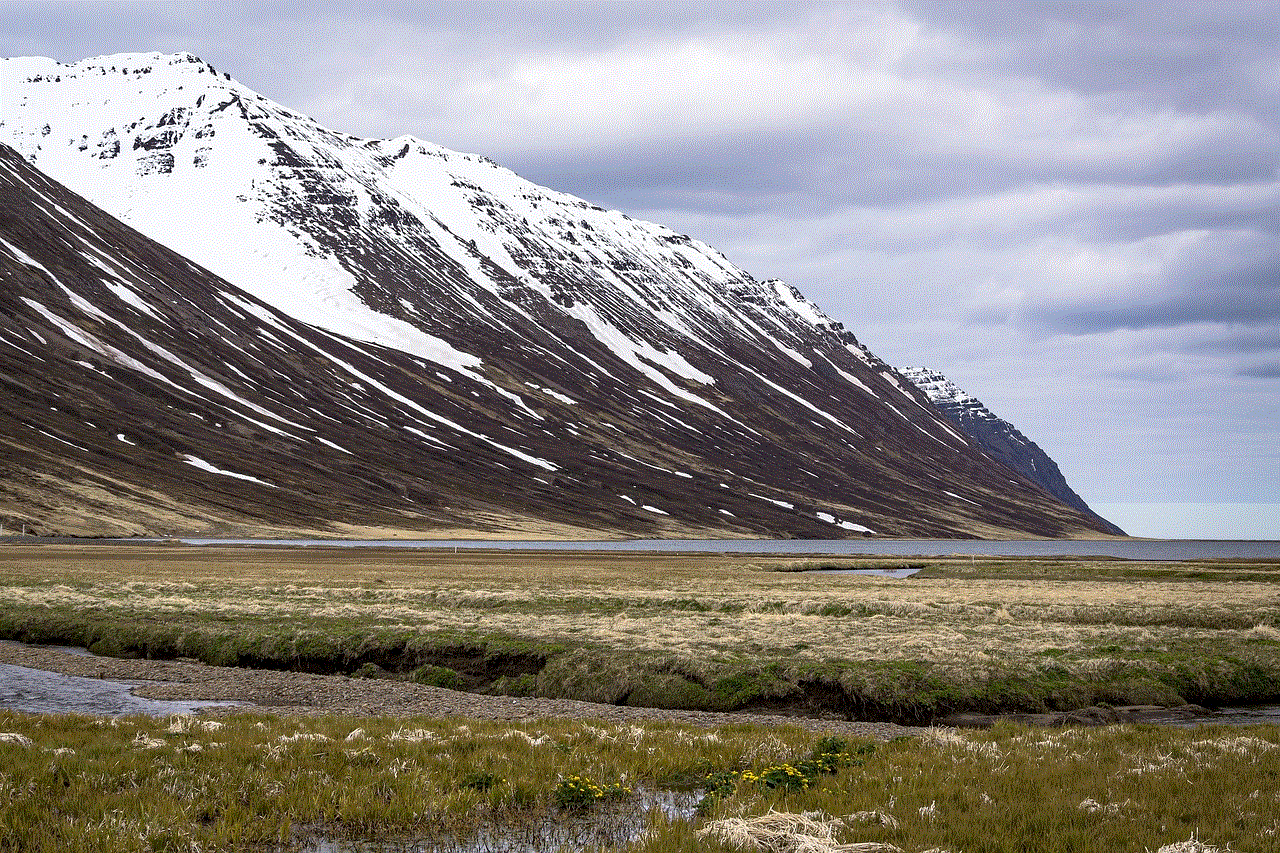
0,655,1274,724
303,789,699,853
0,660,240,716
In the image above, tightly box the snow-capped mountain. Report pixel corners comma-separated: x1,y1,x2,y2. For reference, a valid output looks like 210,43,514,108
899,367,1123,535
0,52,1119,538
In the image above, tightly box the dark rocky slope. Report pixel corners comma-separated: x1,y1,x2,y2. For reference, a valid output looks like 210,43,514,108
0,53,1121,538
0,145,1114,538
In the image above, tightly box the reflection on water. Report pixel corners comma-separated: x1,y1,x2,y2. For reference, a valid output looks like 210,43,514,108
0,662,239,717
305,790,698,853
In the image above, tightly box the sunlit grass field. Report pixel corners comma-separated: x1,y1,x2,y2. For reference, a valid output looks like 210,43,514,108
1,545,1278,718
0,710,1277,852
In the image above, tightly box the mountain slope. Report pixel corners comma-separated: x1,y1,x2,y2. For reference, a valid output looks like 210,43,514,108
900,367,1124,536
0,53,1119,538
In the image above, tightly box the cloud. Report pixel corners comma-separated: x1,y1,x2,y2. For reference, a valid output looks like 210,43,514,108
1237,361,1280,379
903,1,1280,118
990,228,1280,330
1190,326,1280,356
1035,250,1280,333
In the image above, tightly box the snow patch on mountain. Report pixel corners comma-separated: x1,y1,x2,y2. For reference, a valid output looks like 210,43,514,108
183,454,277,487
900,367,987,413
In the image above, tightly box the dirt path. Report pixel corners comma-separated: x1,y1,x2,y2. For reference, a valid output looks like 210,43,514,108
0,642,923,740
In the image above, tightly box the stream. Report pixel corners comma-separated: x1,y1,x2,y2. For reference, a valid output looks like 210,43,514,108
0,657,1275,723
0,661,239,716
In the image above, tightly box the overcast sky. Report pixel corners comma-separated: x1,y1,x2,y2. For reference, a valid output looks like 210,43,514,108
3,1,1277,538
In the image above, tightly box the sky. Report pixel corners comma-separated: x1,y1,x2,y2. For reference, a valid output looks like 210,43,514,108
2,1,1277,538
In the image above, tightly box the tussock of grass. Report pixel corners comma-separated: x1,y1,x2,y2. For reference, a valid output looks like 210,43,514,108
0,711,1277,852
696,810,903,852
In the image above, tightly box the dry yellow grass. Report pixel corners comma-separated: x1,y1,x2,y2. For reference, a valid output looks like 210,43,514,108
1,544,1278,713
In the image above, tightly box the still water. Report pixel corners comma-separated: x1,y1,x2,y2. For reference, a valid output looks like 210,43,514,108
817,567,923,577
0,661,238,717
173,538,1280,560
305,790,698,853
1156,705,1280,726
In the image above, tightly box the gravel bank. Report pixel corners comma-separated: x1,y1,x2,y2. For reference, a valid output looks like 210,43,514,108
0,642,922,741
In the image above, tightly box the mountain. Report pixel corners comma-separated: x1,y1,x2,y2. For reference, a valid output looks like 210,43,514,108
899,367,1124,536
0,52,1119,539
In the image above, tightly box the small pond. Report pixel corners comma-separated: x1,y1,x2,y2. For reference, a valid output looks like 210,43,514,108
302,789,698,853
811,567,923,578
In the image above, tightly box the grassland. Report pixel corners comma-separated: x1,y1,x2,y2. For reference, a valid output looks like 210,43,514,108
2,544,1280,852
0,544,1278,720
0,710,1277,852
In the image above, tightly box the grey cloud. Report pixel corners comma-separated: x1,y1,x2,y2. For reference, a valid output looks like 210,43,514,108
0,1,221,60
17,1,1270,220
903,1,1279,118
1038,252,1280,334
254,0,815,49
520,99,1279,221
1189,328,1280,356
516,133,813,217
1075,191,1280,245
1104,363,1194,383
1237,361,1280,379
524,129,1280,223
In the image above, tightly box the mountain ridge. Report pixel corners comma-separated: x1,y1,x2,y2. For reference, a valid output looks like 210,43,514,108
0,52,1119,539
899,366,1124,536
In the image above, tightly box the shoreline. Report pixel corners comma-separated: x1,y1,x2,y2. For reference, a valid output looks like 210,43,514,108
5,537,1278,564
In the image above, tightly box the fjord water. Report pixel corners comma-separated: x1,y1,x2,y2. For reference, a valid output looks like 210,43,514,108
175,538,1280,560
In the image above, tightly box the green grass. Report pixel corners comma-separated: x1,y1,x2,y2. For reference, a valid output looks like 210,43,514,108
0,711,1276,852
